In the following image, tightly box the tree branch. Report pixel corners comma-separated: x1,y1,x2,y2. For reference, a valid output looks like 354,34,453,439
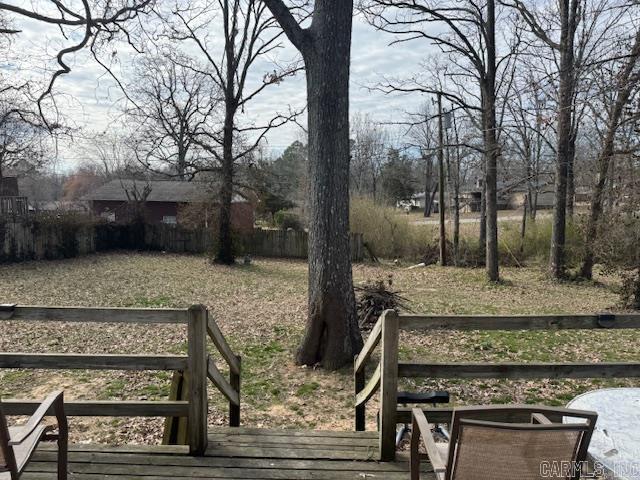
261,0,310,53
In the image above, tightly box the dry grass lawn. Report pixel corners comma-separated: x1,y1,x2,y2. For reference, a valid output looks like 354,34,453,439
1,252,638,445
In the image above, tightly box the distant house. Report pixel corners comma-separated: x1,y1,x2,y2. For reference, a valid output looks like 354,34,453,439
402,178,556,214
84,180,255,232
462,179,555,212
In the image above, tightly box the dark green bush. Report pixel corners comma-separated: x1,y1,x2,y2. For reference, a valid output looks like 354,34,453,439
274,210,304,231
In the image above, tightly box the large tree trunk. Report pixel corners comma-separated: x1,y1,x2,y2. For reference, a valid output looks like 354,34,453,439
215,8,237,266
483,0,499,281
215,109,235,265
294,1,363,369
549,0,577,279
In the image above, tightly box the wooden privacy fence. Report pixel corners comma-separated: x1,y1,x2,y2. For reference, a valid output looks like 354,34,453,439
1,221,365,262
145,225,365,261
354,310,640,461
0,304,241,456
0,221,95,262
243,229,365,261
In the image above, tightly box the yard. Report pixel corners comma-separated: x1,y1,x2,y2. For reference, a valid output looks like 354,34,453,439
1,252,638,445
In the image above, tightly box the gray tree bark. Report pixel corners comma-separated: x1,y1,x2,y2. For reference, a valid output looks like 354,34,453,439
483,0,499,281
264,0,363,369
549,0,578,278
216,0,239,265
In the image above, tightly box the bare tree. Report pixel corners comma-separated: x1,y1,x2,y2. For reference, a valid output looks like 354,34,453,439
501,0,628,277
0,1,154,123
161,0,301,264
125,53,221,180
88,131,147,180
0,84,52,178
405,102,438,217
350,113,388,201
262,0,364,370
503,69,556,220
362,0,518,281
448,109,476,264
580,28,640,278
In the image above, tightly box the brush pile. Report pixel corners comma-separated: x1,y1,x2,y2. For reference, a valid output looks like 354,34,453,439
355,276,412,330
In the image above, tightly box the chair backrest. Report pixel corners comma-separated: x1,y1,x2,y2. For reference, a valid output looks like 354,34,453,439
0,404,17,476
445,405,597,480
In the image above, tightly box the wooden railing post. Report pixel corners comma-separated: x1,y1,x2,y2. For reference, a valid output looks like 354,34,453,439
229,356,241,427
354,357,365,431
187,304,208,455
379,310,399,461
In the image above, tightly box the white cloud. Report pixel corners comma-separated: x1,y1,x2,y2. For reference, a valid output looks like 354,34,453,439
3,9,438,171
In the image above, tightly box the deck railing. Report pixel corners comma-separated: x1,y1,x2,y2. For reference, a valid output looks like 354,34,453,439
354,310,640,461
0,304,241,456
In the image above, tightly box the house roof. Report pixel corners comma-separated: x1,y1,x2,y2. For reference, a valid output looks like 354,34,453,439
84,180,247,203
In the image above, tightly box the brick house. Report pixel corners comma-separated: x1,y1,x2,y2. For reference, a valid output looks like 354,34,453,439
85,180,255,233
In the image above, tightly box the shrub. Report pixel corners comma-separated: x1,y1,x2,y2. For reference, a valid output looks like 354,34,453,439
499,216,584,267
350,197,590,267
350,197,433,260
619,269,640,309
593,213,640,268
273,210,304,231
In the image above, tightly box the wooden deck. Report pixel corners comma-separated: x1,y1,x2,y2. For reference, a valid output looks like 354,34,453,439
22,427,434,479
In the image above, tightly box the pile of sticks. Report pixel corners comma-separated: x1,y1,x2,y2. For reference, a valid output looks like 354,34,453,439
355,277,412,329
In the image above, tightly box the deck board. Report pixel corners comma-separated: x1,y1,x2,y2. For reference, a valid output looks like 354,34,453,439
23,427,435,479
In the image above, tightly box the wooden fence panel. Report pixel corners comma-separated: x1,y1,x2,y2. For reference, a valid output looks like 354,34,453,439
1,221,95,262
144,226,365,261
1,221,364,262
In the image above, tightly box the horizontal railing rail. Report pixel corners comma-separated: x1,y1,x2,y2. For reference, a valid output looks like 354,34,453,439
0,303,241,456
0,400,189,418
397,361,640,379
397,313,640,331
0,305,188,324
353,310,640,461
0,353,188,370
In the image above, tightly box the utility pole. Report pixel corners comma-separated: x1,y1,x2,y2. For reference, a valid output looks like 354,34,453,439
437,92,447,266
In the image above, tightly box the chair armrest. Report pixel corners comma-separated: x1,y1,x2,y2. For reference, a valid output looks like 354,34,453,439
531,413,552,425
412,408,447,474
9,391,65,445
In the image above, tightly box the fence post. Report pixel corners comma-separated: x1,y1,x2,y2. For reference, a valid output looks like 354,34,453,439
379,310,399,461
187,304,208,455
355,356,366,431
229,355,241,427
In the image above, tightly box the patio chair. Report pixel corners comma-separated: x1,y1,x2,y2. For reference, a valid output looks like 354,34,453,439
410,404,597,480
0,391,68,480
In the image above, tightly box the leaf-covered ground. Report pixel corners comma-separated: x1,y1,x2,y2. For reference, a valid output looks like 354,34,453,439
0,252,637,444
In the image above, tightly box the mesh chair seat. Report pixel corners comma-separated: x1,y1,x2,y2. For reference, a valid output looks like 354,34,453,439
410,405,598,480
452,423,582,480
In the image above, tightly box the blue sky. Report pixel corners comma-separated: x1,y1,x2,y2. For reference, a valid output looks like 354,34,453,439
3,7,433,171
